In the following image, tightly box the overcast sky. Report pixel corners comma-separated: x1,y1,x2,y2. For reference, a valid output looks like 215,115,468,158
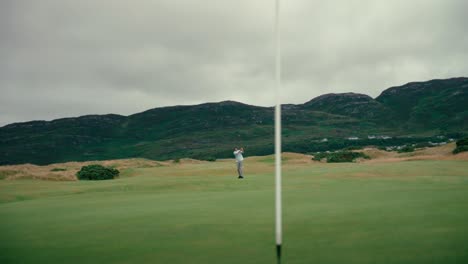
1,0,467,126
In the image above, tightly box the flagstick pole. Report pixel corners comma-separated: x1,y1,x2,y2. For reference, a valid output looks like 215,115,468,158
274,0,282,263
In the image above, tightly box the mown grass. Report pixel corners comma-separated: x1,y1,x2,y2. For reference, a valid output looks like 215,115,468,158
1,160,468,263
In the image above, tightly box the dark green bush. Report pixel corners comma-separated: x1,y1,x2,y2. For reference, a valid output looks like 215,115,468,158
0,170,18,180
312,151,370,163
453,145,468,154
456,138,468,147
327,151,370,163
76,164,119,180
398,146,415,153
414,142,432,148
343,146,363,151
51,168,67,172
191,154,217,162
453,138,468,154
312,152,328,161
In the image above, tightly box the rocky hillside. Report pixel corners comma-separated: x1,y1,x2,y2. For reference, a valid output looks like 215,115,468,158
302,92,396,124
376,77,468,130
0,77,466,165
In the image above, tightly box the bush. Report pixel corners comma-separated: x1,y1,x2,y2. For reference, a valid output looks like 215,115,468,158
312,152,328,161
453,145,468,154
312,151,370,163
343,146,363,151
456,138,468,147
453,138,468,154
192,154,216,162
51,168,67,172
327,151,370,163
398,145,415,153
0,170,18,180
414,142,432,148
76,164,119,180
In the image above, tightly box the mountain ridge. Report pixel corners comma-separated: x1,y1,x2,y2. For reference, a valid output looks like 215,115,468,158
3,77,467,128
1,77,467,165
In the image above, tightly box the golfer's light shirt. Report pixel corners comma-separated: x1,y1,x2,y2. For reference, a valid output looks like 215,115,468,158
234,150,244,162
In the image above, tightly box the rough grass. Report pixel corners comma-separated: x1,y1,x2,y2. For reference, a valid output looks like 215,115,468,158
1,150,468,263
0,170,18,180
0,143,463,181
0,158,166,181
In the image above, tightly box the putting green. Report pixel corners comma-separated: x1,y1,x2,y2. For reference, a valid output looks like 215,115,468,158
1,160,468,263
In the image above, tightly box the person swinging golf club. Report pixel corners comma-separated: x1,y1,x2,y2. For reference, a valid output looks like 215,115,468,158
233,147,244,179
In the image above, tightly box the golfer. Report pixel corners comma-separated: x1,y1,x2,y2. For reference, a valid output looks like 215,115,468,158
233,147,244,179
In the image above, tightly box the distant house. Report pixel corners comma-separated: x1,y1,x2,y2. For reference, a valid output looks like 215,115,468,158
429,141,447,146
347,137,359,140
367,135,391,140
321,138,328,142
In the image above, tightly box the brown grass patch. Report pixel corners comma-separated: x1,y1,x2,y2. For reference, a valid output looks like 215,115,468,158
1,143,465,181
363,143,467,163
360,148,397,160
0,158,166,181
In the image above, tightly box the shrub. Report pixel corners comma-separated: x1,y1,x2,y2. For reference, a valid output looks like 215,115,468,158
453,138,468,154
173,158,180,164
0,170,18,180
327,151,370,163
51,168,67,172
76,164,119,180
312,152,328,161
453,145,468,154
343,146,363,151
398,145,415,153
456,138,468,147
192,154,216,162
312,151,370,163
414,142,431,148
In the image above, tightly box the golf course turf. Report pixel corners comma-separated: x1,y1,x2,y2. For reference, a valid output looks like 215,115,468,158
1,158,468,263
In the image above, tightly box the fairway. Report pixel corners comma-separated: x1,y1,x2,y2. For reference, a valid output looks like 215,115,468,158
1,158,468,263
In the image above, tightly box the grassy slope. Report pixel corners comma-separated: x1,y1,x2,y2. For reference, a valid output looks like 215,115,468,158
3,77,466,166
1,159,468,263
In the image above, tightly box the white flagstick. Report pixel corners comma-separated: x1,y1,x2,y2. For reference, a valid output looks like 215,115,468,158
274,0,282,263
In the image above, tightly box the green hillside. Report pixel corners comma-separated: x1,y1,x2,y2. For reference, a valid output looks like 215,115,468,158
303,92,396,124
0,77,467,165
376,77,468,130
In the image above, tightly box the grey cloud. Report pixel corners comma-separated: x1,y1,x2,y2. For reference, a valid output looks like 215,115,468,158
281,0,468,97
1,0,467,126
